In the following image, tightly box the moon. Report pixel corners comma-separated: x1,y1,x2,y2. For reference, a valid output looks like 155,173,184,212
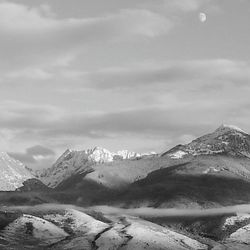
199,12,207,23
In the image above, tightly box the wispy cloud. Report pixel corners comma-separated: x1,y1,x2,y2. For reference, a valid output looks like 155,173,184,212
1,58,250,160
81,60,250,90
0,2,172,73
92,204,250,217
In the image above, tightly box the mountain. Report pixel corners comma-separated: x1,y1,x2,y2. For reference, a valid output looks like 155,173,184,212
109,124,250,208
0,152,34,191
36,147,156,188
35,124,250,209
162,124,250,159
4,125,250,249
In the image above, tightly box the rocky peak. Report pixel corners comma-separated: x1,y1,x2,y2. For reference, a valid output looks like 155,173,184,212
87,146,113,163
164,125,250,159
37,146,156,187
214,124,247,135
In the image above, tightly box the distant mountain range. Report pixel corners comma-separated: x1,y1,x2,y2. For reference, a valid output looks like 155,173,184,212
35,147,156,188
2,124,250,208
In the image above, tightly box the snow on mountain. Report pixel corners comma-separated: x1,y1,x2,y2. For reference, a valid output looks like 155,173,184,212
0,152,34,191
168,150,188,159
37,147,156,188
223,214,250,230
87,146,114,163
163,124,250,159
115,150,141,160
87,147,156,162
216,124,247,134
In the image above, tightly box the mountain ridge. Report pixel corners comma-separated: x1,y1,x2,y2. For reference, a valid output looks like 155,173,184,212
0,152,34,191
35,146,157,188
163,124,250,159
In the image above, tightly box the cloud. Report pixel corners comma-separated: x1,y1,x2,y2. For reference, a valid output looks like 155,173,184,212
165,0,210,12
9,145,55,169
5,68,52,80
92,204,250,218
0,0,218,80
1,59,250,149
72,59,250,92
0,1,172,72
0,105,239,142
26,145,55,157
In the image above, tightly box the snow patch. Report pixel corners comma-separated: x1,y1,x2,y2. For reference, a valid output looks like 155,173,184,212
203,167,221,174
169,150,187,159
223,214,250,229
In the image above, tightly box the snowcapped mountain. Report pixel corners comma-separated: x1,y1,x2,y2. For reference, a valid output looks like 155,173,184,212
0,152,34,191
163,124,250,159
37,147,156,188
86,147,155,162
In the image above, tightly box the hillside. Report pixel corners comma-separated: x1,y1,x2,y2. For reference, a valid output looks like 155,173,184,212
34,125,250,209
0,152,34,191
36,147,157,188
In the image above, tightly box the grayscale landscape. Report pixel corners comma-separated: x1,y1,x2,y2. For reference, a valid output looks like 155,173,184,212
0,0,250,249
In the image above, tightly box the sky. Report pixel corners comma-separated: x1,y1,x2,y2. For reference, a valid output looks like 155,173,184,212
1,0,250,169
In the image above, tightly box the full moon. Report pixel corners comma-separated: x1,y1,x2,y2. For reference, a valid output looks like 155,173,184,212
199,12,207,23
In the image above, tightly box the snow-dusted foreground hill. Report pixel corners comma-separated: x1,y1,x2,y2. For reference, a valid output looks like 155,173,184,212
1,204,250,249
0,205,207,250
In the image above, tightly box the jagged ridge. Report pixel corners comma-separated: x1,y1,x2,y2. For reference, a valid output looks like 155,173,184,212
36,147,156,188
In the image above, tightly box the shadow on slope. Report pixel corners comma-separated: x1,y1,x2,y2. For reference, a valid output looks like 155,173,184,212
116,167,250,207
4,161,250,208
48,171,250,208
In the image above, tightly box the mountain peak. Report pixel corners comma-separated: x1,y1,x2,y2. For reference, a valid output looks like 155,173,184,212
38,146,156,187
215,124,247,134
164,124,250,159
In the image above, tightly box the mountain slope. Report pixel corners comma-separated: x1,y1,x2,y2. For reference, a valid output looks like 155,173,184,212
163,124,250,159
0,152,34,191
37,147,156,188
0,205,209,250
41,125,250,208
54,125,250,186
